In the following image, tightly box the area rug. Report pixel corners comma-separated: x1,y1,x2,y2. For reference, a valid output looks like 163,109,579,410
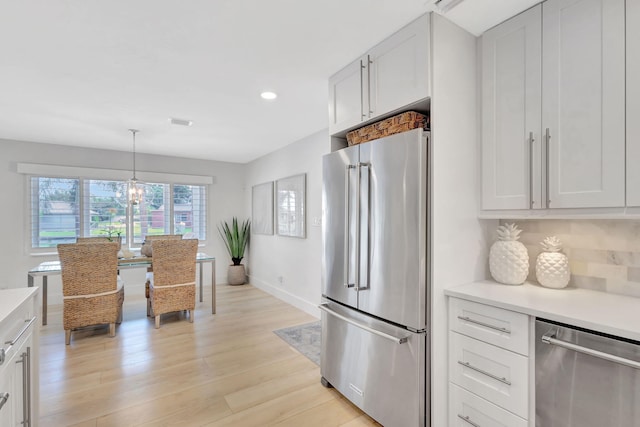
274,321,321,366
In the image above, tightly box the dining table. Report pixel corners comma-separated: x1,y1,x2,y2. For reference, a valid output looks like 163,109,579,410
27,253,215,325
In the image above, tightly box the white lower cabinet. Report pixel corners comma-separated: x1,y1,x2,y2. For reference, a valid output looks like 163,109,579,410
450,383,527,427
0,289,39,427
448,297,531,426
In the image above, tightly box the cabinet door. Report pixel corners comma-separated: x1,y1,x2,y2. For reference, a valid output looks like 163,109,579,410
11,334,32,427
542,0,625,208
368,15,430,120
0,364,14,427
328,58,365,134
481,5,542,210
627,0,640,206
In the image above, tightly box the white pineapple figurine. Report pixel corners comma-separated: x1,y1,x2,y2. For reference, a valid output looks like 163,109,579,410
536,236,570,289
489,223,529,285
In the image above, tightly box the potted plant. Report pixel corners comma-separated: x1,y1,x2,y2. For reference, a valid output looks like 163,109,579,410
218,217,250,285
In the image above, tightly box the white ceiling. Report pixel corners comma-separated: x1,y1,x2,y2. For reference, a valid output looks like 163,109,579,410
0,0,538,164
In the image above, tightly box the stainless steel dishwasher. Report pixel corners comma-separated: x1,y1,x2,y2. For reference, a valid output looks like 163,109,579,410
535,319,640,427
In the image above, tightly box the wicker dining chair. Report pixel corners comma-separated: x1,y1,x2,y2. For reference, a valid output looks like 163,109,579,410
144,234,183,241
143,234,183,314
146,238,198,328
76,237,111,243
57,241,125,345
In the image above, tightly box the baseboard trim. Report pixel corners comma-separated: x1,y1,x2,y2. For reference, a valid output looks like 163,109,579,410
248,276,320,319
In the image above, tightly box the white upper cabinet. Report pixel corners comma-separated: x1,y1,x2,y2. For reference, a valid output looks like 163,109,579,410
368,16,430,120
328,15,430,135
481,0,626,211
481,5,542,210
328,59,365,134
542,0,625,208
627,0,640,206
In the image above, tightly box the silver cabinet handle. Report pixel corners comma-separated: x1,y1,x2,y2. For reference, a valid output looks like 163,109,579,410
529,131,535,208
457,414,481,427
457,360,512,385
319,304,409,344
542,331,640,370
367,55,373,116
26,347,31,427
16,351,29,426
0,393,9,412
545,128,550,207
360,60,366,120
344,165,356,288
0,317,36,365
457,316,510,334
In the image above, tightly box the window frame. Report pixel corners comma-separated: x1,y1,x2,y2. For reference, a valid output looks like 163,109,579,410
28,175,208,253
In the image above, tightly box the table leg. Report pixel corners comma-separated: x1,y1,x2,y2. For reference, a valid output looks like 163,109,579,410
42,275,48,326
199,263,204,303
211,260,216,314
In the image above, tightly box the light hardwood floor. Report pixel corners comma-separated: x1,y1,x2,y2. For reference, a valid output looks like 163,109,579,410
39,284,381,426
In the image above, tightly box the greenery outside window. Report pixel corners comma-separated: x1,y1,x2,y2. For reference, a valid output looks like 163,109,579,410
31,176,207,249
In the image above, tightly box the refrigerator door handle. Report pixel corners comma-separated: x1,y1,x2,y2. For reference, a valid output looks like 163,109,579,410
344,164,356,288
357,162,370,290
355,162,361,291
319,304,409,344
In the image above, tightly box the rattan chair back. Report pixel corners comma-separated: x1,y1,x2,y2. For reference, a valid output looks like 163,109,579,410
58,242,120,297
145,234,183,241
76,236,111,243
151,239,198,288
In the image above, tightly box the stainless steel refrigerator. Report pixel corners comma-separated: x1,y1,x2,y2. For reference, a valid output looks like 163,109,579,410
320,127,430,427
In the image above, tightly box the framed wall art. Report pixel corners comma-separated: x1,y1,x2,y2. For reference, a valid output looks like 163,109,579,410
276,173,306,238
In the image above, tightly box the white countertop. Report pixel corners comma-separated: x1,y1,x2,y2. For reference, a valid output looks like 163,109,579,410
0,288,38,323
445,280,640,342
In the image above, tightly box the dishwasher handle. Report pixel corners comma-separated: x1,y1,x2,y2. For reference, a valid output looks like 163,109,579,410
542,330,640,370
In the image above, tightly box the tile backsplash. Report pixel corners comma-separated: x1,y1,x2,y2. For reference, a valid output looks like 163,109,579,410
498,219,640,298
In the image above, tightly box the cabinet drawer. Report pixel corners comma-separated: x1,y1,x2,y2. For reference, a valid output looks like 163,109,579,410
449,331,529,418
450,383,527,427
0,294,36,367
449,297,529,355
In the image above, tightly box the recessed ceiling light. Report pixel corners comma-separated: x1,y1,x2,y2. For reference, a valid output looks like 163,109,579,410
260,91,277,100
169,117,193,126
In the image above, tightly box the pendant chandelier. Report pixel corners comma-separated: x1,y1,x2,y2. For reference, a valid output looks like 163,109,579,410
127,129,144,205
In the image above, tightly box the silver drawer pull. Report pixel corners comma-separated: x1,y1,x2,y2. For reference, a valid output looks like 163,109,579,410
0,317,36,366
0,393,8,412
457,360,512,385
457,414,481,427
457,316,511,334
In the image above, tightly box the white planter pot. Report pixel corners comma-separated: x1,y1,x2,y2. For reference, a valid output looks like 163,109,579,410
228,264,246,285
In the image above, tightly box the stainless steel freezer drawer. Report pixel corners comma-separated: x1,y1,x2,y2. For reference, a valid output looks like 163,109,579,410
320,301,428,427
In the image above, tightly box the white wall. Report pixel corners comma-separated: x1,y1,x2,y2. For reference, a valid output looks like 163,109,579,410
430,14,495,427
1,138,246,303
244,129,329,318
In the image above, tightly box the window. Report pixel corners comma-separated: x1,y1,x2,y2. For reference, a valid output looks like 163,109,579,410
84,179,127,242
30,177,80,248
173,184,207,239
133,182,170,244
30,176,207,249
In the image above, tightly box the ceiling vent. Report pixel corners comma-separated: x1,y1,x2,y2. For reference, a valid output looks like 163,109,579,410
169,117,193,127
